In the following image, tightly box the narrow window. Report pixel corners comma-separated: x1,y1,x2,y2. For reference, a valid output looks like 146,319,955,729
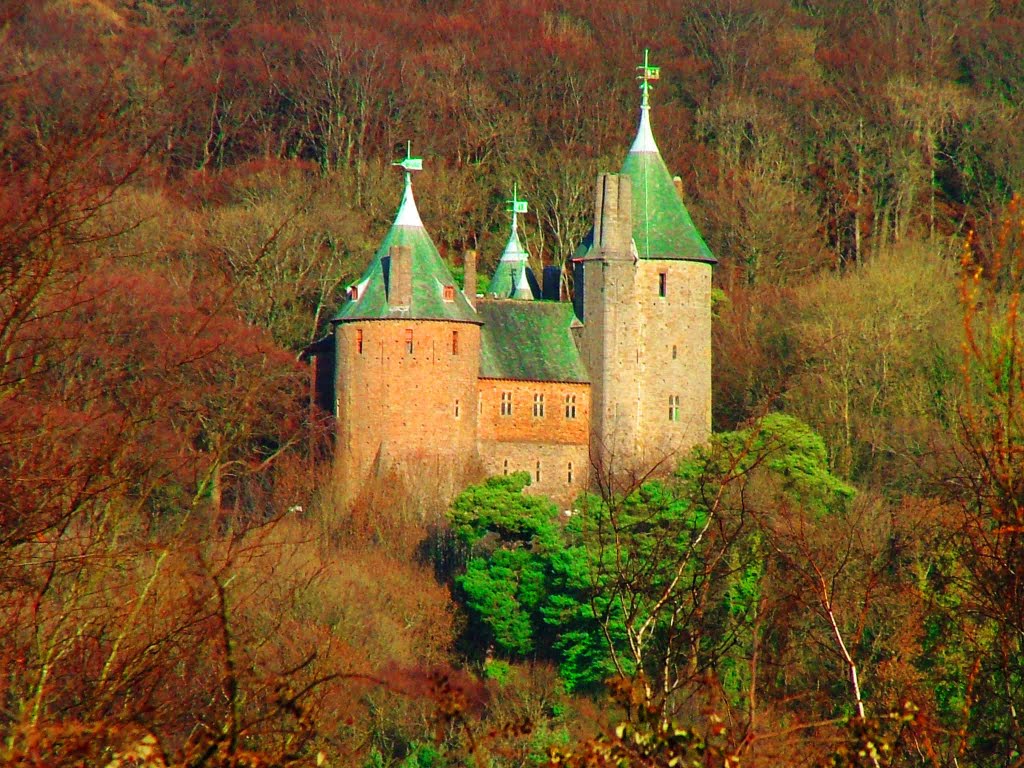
669,395,680,422
565,394,577,419
672,344,678,360
356,328,364,354
533,393,545,417
478,394,483,416
405,329,414,354
535,460,542,483
567,462,574,484
454,399,461,418
443,285,455,301
503,459,509,475
452,330,459,355
500,391,513,416
658,272,667,297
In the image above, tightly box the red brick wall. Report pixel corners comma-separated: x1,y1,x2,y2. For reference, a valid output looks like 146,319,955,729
334,319,482,505
476,379,589,445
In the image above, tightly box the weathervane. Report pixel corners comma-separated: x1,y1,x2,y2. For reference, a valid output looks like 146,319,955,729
637,48,660,108
507,182,528,227
392,141,423,186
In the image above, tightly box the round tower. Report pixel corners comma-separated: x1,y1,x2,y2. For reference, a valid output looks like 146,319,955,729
332,156,482,507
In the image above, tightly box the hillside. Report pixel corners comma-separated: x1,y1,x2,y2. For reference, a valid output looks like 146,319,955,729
2,1,1024,766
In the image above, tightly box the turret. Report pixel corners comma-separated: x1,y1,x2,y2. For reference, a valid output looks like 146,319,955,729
487,185,536,300
331,145,482,507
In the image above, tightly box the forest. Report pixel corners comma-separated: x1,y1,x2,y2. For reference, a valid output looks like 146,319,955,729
2,0,1024,765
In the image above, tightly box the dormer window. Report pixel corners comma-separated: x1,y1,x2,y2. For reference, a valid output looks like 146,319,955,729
443,285,455,301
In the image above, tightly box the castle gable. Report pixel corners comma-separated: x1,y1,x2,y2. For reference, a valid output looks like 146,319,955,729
477,301,588,384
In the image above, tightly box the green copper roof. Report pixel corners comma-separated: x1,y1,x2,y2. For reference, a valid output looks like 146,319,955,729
621,104,716,264
488,203,536,299
478,301,588,383
334,178,479,324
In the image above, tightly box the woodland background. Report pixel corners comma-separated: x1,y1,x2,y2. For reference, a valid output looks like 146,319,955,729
2,0,1024,766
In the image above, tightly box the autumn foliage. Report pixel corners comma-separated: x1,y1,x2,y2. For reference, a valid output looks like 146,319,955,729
3,1,1024,766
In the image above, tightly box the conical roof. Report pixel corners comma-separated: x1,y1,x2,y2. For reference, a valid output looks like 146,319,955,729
334,176,478,323
488,207,534,299
621,102,716,263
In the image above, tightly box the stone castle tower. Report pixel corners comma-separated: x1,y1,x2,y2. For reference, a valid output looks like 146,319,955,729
330,169,483,506
575,78,715,477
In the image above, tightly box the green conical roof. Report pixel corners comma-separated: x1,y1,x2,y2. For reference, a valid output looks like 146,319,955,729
334,177,479,324
621,104,716,263
570,102,717,265
487,208,535,299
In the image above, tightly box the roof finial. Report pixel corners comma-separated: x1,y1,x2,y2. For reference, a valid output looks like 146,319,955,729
393,140,423,189
392,141,425,227
637,48,660,109
630,50,661,155
506,182,528,230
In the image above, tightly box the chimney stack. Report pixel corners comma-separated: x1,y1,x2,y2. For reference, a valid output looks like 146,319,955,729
594,173,632,259
673,175,684,199
387,244,412,309
542,265,562,301
463,249,477,307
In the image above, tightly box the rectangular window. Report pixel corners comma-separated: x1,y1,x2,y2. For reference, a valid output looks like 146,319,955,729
567,462,574,484
658,272,667,297
672,344,678,360
452,330,459,355
405,329,414,354
503,459,509,475
500,391,513,416
535,460,542,483
669,394,680,422
356,328,364,354
533,393,545,417
443,285,455,301
565,394,577,419
454,399,461,418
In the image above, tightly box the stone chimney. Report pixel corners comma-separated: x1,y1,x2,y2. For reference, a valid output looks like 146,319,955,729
463,249,477,307
388,244,412,309
542,265,561,301
673,175,684,199
594,173,632,259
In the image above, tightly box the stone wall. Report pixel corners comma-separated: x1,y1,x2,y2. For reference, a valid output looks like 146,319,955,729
635,258,712,469
333,318,482,506
478,439,588,507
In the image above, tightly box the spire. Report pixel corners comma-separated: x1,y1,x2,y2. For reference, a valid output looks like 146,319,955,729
489,184,534,298
513,264,534,301
630,48,660,155
392,141,424,227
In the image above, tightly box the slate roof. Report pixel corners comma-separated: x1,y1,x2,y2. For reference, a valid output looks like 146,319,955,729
477,301,589,383
487,215,533,299
334,178,479,324
574,102,716,265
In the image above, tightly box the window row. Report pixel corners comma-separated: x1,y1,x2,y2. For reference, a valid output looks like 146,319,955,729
502,459,577,485
352,328,461,356
496,392,578,419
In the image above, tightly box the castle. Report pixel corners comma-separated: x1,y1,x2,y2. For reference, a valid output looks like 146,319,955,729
306,59,715,506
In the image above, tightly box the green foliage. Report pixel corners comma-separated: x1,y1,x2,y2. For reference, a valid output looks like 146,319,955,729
450,473,562,657
447,415,855,708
